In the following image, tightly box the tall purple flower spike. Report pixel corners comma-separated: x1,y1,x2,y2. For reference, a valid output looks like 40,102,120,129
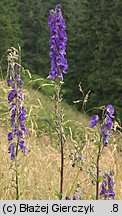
48,4,68,80
7,50,27,160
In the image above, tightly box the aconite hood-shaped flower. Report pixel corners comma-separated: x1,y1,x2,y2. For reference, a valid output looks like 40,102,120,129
90,115,99,128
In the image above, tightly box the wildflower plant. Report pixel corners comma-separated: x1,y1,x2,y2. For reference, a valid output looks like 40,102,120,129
48,4,68,199
89,105,115,199
68,83,116,200
0,4,120,201
7,47,28,199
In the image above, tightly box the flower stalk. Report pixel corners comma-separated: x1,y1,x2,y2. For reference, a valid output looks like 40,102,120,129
96,145,101,200
48,4,68,199
54,81,65,199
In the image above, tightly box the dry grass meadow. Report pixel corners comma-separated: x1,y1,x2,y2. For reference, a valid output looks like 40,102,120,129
0,81,122,200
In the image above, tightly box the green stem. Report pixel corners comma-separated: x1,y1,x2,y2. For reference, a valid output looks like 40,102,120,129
55,80,65,200
96,145,101,200
15,96,20,200
15,155,19,200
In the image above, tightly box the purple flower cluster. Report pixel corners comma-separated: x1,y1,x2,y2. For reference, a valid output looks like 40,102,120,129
90,105,114,146
101,105,114,146
48,4,68,80
100,172,115,199
66,194,80,200
7,51,27,160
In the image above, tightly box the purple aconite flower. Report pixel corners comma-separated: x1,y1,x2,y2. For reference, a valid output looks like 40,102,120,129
16,130,23,138
8,90,17,103
48,4,68,80
105,117,113,131
8,132,13,142
8,144,16,160
7,48,28,160
19,140,26,153
106,104,114,118
65,196,71,200
7,78,13,87
100,172,115,199
101,125,110,146
90,115,99,128
99,180,108,196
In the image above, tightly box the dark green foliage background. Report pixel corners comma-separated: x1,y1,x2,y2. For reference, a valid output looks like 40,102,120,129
0,0,122,119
